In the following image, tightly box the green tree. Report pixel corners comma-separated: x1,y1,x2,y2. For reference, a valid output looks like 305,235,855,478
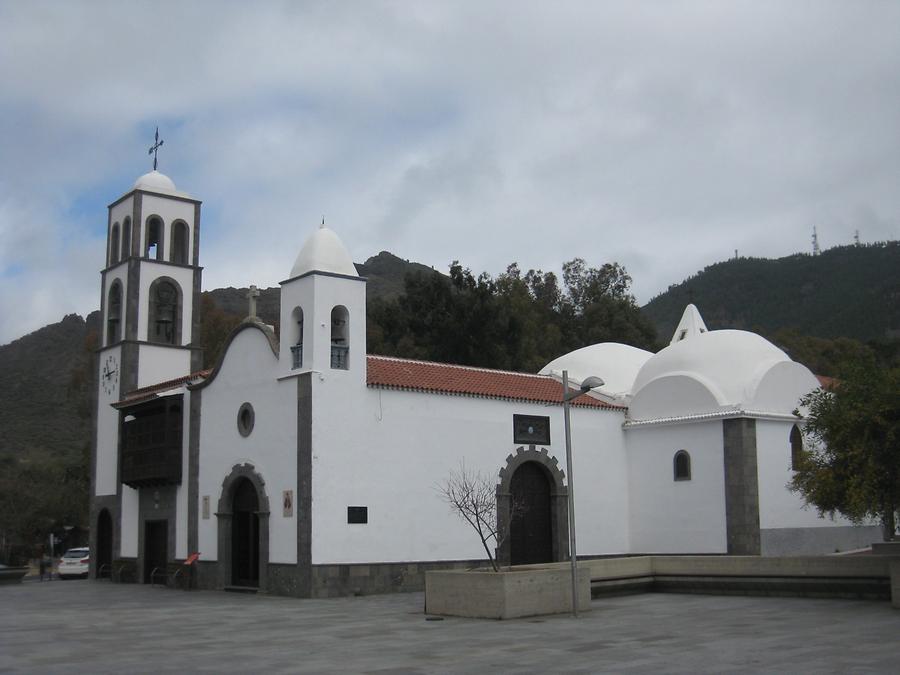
791,357,900,541
199,293,243,369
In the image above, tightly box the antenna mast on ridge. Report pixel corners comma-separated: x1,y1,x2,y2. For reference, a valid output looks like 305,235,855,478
812,226,821,256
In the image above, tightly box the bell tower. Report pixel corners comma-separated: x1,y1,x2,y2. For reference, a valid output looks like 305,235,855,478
279,223,366,378
94,168,202,495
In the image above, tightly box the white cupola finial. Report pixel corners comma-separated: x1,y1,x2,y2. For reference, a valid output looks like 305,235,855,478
670,304,709,345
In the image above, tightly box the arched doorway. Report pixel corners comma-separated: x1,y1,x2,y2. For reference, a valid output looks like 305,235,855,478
96,509,113,577
509,461,554,565
232,478,260,587
497,447,569,567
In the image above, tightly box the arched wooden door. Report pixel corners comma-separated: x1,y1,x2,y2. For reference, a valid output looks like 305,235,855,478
510,461,553,565
232,478,260,587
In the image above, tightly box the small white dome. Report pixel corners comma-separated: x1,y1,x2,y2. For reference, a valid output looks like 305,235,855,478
290,225,358,278
540,343,653,399
133,170,177,192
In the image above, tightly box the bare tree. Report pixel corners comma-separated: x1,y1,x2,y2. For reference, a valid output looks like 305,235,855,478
438,462,525,572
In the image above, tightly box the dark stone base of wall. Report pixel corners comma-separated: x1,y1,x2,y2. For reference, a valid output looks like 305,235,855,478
651,575,890,601
267,563,308,597
194,561,219,591
110,558,138,583
190,559,485,598
760,526,882,556
310,560,484,598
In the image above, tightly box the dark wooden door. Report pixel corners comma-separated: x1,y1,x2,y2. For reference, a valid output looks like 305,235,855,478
143,520,167,583
232,479,260,587
96,510,113,576
510,462,552,565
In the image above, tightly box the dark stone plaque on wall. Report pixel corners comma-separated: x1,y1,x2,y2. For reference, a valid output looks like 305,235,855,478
513,414,550,445
347,506,368,524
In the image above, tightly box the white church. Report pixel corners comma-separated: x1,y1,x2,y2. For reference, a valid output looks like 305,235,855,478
90,170,876,596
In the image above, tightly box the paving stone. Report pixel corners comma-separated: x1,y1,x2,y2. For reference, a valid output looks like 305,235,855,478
1,579,899,673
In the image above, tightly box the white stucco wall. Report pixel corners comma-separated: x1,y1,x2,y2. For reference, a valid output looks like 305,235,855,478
279,273,366,377
756,419,853,529
95,344,122,496
120,485,139,557
136,345,192,388
308,373,629,565
626,421,727,553
196,326,298,564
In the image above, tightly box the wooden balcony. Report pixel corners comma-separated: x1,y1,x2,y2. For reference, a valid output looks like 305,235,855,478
120,396,183,488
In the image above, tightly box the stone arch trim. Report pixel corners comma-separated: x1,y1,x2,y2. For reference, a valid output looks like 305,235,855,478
496,446,569,567
215,463,271,590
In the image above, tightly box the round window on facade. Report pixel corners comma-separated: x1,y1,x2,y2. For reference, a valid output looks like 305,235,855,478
237,402,255,437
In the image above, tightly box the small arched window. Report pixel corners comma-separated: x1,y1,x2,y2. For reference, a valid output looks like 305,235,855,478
110,223,120,266
145,215,163,260
170,220,189,265
107,281,122,345
790,425,804,470
330,305,349,369
121,217,132,259
291,306,304,369
148,277,182,345
674,450,691,481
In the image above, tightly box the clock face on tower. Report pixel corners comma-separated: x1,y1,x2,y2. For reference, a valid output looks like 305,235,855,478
101,354,119,397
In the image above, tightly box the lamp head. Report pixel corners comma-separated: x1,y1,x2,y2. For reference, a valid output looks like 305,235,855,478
579,376,605,392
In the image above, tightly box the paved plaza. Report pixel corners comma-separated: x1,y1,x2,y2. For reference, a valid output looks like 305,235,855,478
2,579,899,673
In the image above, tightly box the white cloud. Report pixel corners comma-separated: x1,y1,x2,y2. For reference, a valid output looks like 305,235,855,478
1,0,899,344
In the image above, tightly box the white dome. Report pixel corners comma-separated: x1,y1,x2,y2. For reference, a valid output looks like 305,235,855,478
133,170,177,192
540,343,653,399
629,327,819,419
290,225,358,278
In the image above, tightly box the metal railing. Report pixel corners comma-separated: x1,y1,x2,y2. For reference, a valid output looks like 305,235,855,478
291,344,303,369
330,344,349,369
150,566,167,586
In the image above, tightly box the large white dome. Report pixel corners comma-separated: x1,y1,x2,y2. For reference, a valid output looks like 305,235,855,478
540,343,653,400
629,309,819,419
632,329,791,404
289,225,358,278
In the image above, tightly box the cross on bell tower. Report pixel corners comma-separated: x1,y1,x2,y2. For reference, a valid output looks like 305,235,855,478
148,127,164,171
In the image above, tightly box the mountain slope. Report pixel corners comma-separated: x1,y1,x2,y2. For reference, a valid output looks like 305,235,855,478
641,243,900,342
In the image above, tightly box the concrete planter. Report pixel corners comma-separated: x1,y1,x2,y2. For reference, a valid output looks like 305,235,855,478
425,565,591,619
0,566,29,585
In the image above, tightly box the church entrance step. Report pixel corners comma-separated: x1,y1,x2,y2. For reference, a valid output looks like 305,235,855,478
224,585,258,594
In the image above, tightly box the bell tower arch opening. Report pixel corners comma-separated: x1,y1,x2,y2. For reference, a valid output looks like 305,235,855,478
148,277,183,345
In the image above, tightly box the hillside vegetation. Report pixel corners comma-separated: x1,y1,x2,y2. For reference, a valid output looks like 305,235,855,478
642,242,900,342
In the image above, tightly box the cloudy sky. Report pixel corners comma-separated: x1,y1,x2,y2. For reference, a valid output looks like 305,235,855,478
1,1,898,345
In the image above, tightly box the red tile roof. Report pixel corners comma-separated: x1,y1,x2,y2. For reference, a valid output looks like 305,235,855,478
114,369,211,408
366,355,622,409
816,374,837,390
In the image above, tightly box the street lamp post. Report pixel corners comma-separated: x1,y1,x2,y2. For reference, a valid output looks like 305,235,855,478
561,369,604,618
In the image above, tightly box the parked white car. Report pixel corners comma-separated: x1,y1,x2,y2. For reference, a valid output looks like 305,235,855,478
58,548,89,579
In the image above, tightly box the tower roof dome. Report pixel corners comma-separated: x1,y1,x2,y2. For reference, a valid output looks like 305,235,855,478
134,170,177,192
290,224,358,278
